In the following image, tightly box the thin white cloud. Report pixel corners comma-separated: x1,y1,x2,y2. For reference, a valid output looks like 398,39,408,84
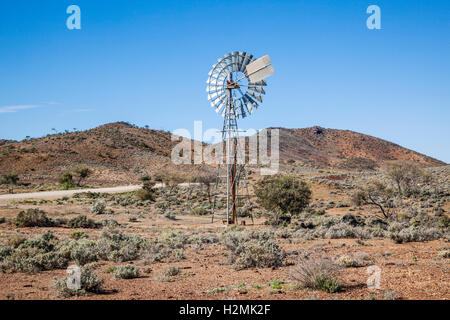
0,105,38,114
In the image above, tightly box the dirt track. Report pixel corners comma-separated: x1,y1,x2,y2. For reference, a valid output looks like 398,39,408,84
0,185,142,201
0,183,198,202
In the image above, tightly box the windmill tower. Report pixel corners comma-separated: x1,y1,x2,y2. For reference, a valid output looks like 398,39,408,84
206,51,274,224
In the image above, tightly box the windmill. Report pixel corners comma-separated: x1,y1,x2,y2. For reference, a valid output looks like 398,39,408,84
206,51,274,224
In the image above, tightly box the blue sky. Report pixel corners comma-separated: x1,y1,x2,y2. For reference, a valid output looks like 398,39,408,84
0,0,449,162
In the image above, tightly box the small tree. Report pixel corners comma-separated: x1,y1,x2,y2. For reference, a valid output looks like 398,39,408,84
158,170,185,194
387,162,426,197
136,180,156,201
2,173,19,194
59,172,74,189
254,175,312,225
140,175,152,182
73,166,92,186
352,180,395,219
196,171,216,204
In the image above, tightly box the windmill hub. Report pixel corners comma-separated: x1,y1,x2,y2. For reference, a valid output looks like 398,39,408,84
226,80,240,89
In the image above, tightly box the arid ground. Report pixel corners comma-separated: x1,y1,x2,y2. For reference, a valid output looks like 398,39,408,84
0,165,448,300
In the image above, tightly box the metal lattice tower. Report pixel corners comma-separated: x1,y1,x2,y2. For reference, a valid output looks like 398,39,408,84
206,51,274,224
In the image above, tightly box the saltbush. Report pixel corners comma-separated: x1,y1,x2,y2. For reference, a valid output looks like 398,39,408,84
113,264,140,279
90,201,107,215
54,267,103,297
14,209,56,228
68,215,98,229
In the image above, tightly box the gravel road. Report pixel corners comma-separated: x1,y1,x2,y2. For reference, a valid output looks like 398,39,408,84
0,182,198,201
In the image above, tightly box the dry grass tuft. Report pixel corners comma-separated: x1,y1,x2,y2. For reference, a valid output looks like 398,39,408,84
288,251,341,293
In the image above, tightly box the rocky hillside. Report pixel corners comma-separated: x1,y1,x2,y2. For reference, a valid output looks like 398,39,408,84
273,126,445,168
0,122,194,184
0,140,15,147
0,123,445,185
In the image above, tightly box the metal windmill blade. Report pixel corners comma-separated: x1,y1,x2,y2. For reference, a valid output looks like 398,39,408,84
248,91,263,103
248,86,266,94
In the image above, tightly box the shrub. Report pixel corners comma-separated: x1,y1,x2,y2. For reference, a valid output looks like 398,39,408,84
437,248,450,259
340,213,365,227
161,230,189,249
324,223,356,239
101,219,119,228
247,230,275,241
57,239,99,266
90,201,107,215
288,251,340,293
315,276,340,293
1,232,69,273
96,228,147,262
237,204,253,218
268,280,285,289
113,264,140,279
59,172,74,189
352,180,395,219
166,266,181,276
140,175,152,182
233,240,284,270
1,173,19,193
1,173,19,185
14,209,56,227
135,181,156,201
336,252,372,268
73,165,92,186
141,241,171,263
191,233,219,245
221,231,284,270
172,249,185,261
159,171,185,194
157,266,180,281
53,267,103,297
68,215,98,229
254,175,311,225
70,231,88,240
387,162,428,196
438,215,449,228
195,171,216,203
383,290,398,300
206,287,228,294
1,228,151,273
275,228,292,239
335,254,354,268
0,245,13,261
191,206,209,216
338,158,377,170
390,226,443,243
163,211,176,220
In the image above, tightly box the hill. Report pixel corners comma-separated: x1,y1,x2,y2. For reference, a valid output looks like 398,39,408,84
0,139,16,147
0,123,445,185
273,126,445,168
0,122,196,185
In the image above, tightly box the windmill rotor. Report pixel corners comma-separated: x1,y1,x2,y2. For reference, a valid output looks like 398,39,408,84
206,51,274,118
